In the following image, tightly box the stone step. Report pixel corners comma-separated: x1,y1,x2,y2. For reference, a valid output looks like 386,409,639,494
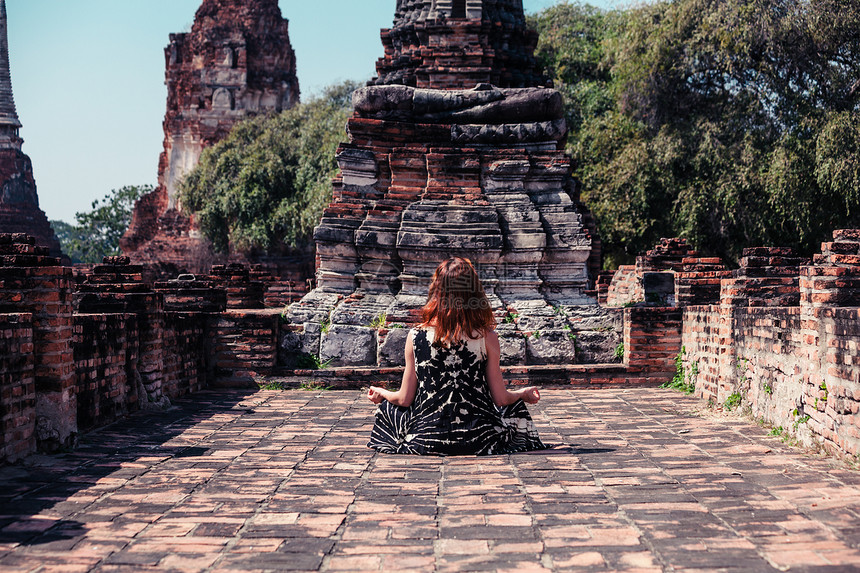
267,363,669,389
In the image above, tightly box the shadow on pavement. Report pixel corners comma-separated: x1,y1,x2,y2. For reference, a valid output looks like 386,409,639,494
0,389,259,547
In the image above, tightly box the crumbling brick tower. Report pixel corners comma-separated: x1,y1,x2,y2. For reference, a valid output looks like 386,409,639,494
0,0,63,258
121,0,300,275
286,0,613,368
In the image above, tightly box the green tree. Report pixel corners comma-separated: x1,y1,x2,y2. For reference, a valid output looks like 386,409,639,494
49,220,87,263
533,0,860,266
179,80,359,254
51,185,151,264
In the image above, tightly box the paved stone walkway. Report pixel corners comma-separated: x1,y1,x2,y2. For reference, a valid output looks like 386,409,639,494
2,388,860,572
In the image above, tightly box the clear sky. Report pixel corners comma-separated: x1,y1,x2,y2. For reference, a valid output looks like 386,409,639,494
7,0,622,223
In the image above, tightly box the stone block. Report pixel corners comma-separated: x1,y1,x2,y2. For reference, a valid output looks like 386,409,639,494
525,330,576,365
576,331,623,364
320,325,377,366
564,305,622,331
279,322,322,368
378,327,411,366
498,331,526,366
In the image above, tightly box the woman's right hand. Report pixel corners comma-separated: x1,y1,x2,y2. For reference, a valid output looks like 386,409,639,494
520,387,540,404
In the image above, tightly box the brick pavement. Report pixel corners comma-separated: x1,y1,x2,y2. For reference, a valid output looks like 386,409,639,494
1,388,860,572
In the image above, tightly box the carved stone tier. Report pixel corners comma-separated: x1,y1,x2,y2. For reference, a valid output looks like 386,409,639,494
373,0,546,89
284,1,618,368
286,82,612,366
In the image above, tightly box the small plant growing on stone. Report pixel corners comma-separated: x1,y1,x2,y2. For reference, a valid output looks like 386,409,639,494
724,392,742,411
768,425,785,437
368,313,387,329
820,381,829,401
793,414,810,429
320,318,332,334
296,353,334,370
299,380,331,391
661,347,695,394
764,383,773,395
534,330,542,340
503,311,519,324
259,380,287,391
553,305,568,317
614,343,624,360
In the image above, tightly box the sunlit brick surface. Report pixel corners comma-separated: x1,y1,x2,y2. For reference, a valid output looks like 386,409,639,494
2,388,859,572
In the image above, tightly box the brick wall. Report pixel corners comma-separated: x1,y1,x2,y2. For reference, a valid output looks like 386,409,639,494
210,309,280,387
0,235,77,453
0,237,256,463
74,313,134,432
162,312,210,398
680,230,860,457
624,307,683,382
0,313,35,462
605,265,640,307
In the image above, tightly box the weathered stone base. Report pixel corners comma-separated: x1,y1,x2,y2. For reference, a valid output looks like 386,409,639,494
281,295,623,368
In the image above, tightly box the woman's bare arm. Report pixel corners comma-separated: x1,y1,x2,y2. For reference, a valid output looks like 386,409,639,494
485,330,540,407
368,333,418,407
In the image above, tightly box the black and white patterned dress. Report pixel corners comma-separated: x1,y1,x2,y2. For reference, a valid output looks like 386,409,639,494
368,327,546,456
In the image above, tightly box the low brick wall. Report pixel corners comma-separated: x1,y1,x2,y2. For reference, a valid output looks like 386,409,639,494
624,307,683,378
605,265,639,307
679,231,860,457
0,313,35,462
679,305,722,399
273,363,675,389
162,312,210,398
74,314,134,432
211,309,280,387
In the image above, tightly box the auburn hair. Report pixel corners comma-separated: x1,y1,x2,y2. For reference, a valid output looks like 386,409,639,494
420,257,496,347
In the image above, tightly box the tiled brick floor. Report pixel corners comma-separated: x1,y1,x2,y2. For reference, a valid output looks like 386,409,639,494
2,388,860,572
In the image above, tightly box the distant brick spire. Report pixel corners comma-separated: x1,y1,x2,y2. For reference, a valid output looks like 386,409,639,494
0,0,22,149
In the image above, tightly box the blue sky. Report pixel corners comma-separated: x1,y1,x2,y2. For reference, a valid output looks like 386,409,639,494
7,0,622,223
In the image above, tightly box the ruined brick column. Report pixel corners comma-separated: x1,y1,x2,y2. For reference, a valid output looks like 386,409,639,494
799,229,860,452
121,0,300,275
0,234,76,452
0,0,63,258
76,256,169,409
286,0,614,368
0,312,33,462
605,238,699,307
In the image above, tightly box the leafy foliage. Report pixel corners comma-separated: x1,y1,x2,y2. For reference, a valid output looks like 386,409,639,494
179,81,359,253
51,185,151,264
531,0,860,266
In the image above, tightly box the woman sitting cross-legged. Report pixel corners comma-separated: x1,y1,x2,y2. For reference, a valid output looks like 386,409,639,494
367,257,547,455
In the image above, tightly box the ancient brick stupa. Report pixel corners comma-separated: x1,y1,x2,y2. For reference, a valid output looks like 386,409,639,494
121,0,300,274
0,0,62,258
286,0,616,367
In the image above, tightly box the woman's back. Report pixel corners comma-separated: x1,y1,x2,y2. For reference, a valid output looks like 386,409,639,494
368,327,544,456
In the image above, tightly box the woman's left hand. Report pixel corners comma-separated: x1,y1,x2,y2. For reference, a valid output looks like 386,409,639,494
367,386,385,404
